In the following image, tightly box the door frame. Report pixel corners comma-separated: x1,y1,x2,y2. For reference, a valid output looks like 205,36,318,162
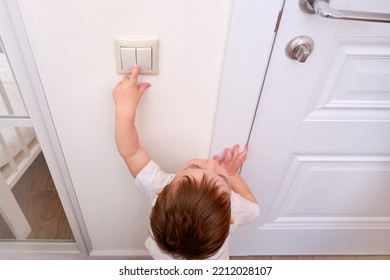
210,0,284,255
211,0,284,155
0,0,91,259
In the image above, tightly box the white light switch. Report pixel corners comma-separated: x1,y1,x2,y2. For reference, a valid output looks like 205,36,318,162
114,37,158,75
136,47,152,71
120,47,136,71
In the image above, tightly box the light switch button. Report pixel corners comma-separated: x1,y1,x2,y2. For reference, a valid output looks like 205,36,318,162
120,47,136,71
136,47,152,71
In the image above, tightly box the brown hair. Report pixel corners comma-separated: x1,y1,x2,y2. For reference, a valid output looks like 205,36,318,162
150,175,231,259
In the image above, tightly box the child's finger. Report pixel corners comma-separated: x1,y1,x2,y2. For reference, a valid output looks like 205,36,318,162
237,145,249,162
241,144,248,156
129,65,139,85
232,144,240,160
137,83,151,95
223,147,232,163
115,76,129,87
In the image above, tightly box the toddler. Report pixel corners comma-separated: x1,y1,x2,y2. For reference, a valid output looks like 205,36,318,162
113,65,259,259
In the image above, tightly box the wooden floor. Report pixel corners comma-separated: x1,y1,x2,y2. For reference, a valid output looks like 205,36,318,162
0,152,74,240
231,255,390,260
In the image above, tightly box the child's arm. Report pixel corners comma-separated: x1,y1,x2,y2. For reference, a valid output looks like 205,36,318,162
216,145,257,203
113,65,151,177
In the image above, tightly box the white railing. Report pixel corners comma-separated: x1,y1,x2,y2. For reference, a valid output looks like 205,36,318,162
0,47,40,239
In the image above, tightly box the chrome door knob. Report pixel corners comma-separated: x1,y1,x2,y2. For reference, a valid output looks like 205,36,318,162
286,36,315,63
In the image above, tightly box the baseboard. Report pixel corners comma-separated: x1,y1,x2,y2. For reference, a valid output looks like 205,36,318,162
89,250,152,260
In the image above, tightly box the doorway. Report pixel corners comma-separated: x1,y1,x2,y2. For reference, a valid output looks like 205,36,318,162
0,0,89,258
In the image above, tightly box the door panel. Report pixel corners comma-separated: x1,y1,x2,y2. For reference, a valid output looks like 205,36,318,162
231,0,390,255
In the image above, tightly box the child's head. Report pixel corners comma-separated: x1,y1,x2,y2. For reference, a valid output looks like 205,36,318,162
150,158,233,259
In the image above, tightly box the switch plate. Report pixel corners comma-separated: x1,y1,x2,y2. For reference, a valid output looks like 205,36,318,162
114,37,158,75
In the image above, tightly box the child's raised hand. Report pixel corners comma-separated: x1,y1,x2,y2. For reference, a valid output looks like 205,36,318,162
214,144,248,176
112,65,151,113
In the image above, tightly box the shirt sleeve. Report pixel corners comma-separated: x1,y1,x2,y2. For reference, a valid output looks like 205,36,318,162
134,160,175,205
230,191,260,231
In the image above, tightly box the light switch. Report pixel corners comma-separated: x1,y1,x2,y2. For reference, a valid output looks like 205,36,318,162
120,47,136,71
136,47,152,71
114,37,158,75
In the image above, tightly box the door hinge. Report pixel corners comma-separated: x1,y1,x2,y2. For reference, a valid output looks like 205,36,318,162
274,9,283,33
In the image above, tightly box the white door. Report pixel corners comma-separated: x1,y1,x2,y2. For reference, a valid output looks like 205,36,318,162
230,0,390,255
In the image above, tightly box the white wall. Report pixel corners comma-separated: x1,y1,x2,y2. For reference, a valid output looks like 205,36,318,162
17,0,233,255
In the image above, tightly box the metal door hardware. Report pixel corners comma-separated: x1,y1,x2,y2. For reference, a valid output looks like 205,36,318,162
299,0,390,23
286,36,315,63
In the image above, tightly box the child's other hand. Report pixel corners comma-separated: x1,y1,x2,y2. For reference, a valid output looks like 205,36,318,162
112,65,151,114
215,144,248,176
